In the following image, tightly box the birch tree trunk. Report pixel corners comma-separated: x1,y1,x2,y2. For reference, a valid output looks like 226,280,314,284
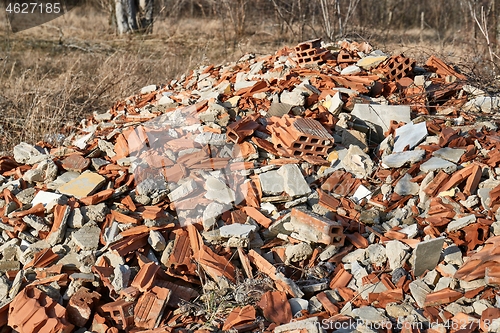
115,0,153,34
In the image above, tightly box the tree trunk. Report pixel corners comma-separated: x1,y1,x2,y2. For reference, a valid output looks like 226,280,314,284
115,0,130,34
115,0,153,34
138,0,154,32
493,0,499,52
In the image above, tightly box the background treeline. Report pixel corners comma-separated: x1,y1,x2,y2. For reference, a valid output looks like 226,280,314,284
90,0,500,64
95,0,500,49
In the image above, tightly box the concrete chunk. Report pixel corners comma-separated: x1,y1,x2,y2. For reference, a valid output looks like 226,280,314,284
13,142,43,164
351,104,411,143
340,65,361,75
386,240,410,271
366,244,387,267
280,89,305,106
420,157,457,173
168,179,198,202
433,147,466,163
394,173,419,196
259,170,285,196
393,121,428,153
219,224,257,239
72,224,101,251
57,172,106,199
204,177,235,204
22,215,49,234
443,245,463,265
447,214,477,233
194,132,227,146
343,144,373,178
409,279,432,308
382,150,426,168
202,202,226,230
324,92,343,115
352,306,388,323
148,230,166,252
23,159,58,183
413,236,445,276
463,96,500,113
136,178,167,197
274,317,322,333
277,164,310,197
341,129,368,152
140,84,157,94
285,242,313,264
112,264,131,292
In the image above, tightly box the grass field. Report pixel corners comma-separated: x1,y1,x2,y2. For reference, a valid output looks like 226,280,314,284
0,6,498,153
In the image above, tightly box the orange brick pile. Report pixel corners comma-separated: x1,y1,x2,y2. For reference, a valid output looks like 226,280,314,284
0,39,500,333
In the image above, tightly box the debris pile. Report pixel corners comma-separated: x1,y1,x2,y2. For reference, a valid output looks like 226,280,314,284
0,38,500,332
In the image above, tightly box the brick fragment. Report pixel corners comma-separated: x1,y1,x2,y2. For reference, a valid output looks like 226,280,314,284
67,287,101,327
345,232,368,248
131,262,160,292
226,115,260,144
257,291,292,325
424,288,463,307
62,153,90,172
294,38,332,66
481,308,500,332
380,55,415,81
426,55,467,80
222,305,256,331
241,206,272,228
290,207,344,245
24,248,58,269
423,170,450,196
269,115,333,158
100,299,135,330
329,266,352,289
134,286,170,329
8,287,74,333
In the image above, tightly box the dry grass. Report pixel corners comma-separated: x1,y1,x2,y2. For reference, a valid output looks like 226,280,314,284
0,7,291,153
0,7,497,153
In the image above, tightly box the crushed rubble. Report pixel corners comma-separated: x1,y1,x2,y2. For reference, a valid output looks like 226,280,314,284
0,38,499,333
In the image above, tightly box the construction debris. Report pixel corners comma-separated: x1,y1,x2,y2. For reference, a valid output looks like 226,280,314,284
0,38,499,333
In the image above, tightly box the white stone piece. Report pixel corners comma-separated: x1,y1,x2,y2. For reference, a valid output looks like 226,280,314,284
394,173,419,196
447,214,477,233
393,121,428,153
382,150,426,168
219,224,257,239
351,104,411,142
386,240,410,271
140,84,157,94
277,164,310,197
343,145,374,178
259,170,285,196
432,147,466,163
204,177,235,204
413,237,445,276
420,157,457,173
148,230,167,252
31,191,63,207
352,185,372,204
409,279,431,308
341,65,361,75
